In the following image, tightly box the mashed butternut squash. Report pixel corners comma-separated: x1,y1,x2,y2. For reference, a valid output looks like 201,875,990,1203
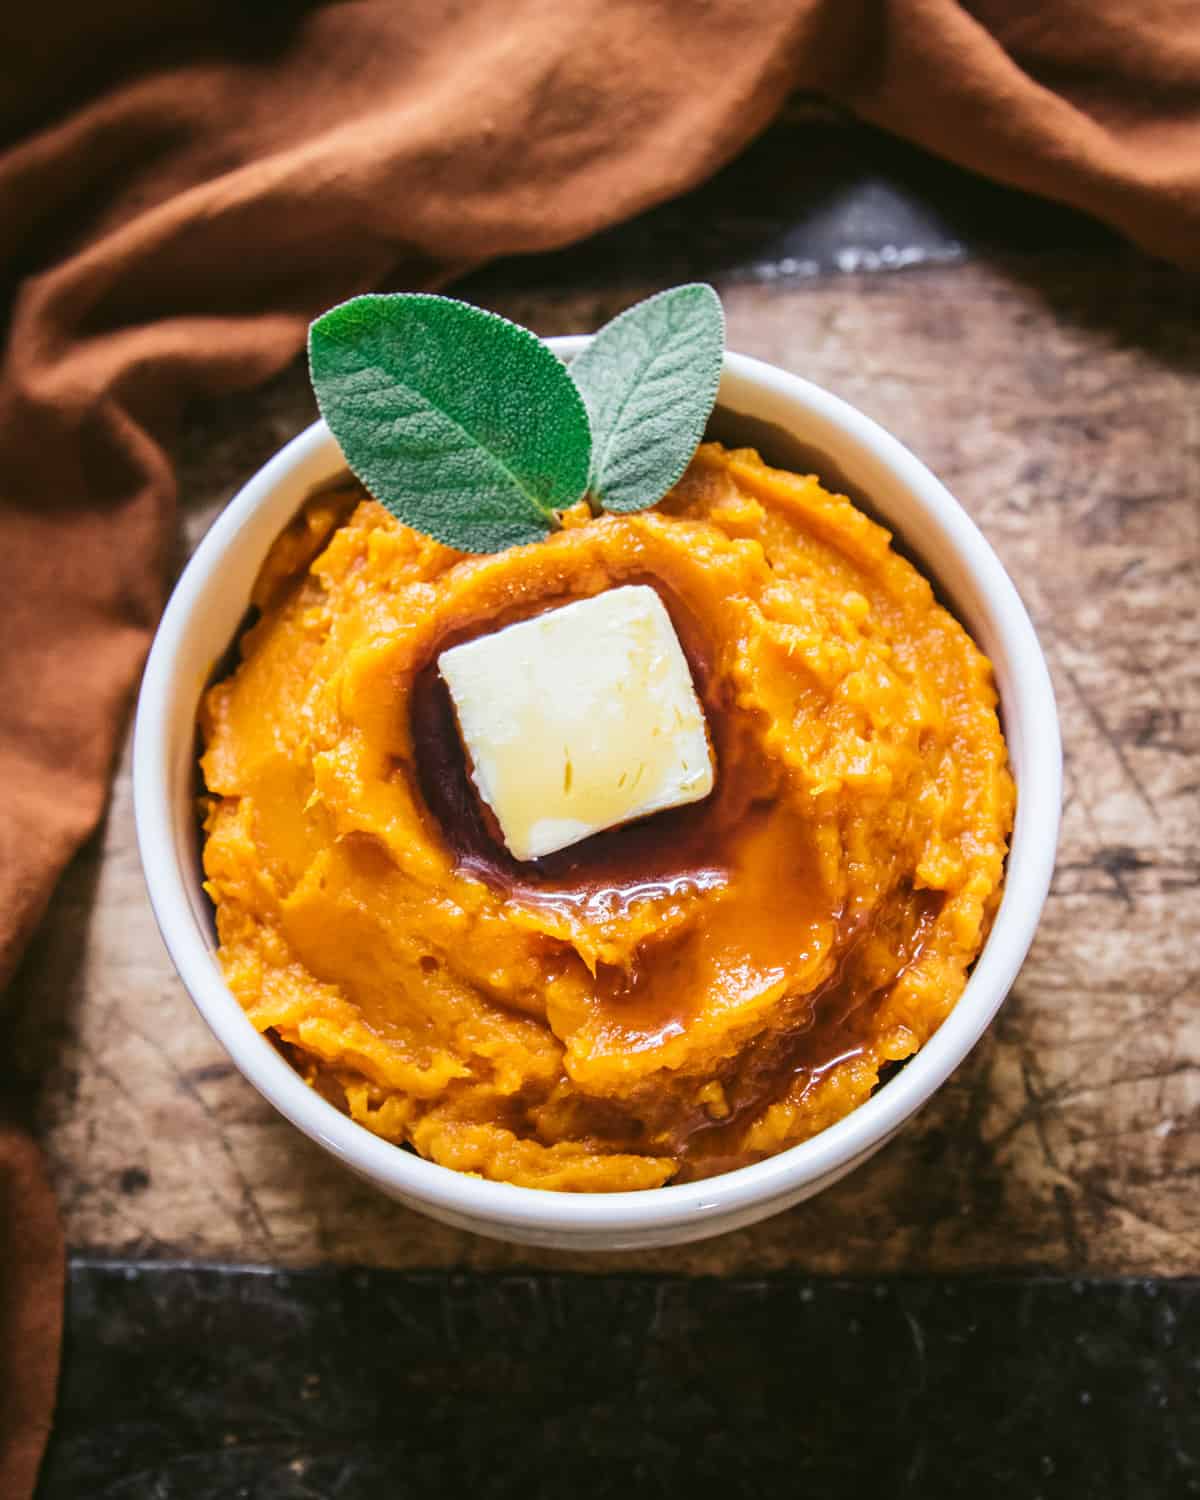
200,444,1014,1190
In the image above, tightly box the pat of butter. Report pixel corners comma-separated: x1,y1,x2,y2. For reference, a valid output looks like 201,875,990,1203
438,585,715,861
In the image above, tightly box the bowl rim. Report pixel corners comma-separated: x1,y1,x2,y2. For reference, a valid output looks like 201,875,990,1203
133,339,1061,1235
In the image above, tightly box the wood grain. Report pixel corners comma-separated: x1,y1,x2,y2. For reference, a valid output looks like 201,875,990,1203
11,254,1198,1274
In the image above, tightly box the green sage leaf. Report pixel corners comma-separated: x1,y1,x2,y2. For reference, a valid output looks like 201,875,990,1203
569,283,725,514
308,294,592,553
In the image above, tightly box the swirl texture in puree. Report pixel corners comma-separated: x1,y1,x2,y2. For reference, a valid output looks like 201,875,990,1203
200,443,1014,1190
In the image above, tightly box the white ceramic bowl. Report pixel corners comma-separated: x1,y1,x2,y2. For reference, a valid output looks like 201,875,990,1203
134,339,1061,1250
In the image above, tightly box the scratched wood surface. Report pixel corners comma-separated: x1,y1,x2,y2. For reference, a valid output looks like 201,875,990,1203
11,252,1198,1275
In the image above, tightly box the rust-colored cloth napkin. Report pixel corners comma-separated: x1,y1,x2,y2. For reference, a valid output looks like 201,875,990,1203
2,1,1198,1492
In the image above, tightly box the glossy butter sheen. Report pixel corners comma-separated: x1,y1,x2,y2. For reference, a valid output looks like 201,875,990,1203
437,586,714,861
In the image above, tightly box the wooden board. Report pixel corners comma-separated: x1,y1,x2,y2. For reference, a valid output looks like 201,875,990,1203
11,253,1198,1275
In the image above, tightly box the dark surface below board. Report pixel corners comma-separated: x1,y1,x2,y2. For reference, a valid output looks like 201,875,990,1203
39,1263,1200,1500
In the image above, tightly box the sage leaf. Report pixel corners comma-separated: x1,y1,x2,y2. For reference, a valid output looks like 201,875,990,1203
309,294,592,553
569,283,725,514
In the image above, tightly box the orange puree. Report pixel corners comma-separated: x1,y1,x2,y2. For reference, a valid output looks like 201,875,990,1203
199,443,1014,1190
